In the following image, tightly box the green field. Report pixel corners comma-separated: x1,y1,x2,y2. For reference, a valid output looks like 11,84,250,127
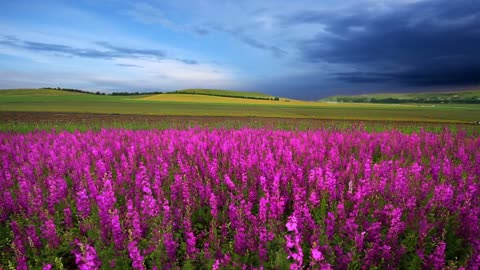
1,89,480,123
321,89,480,104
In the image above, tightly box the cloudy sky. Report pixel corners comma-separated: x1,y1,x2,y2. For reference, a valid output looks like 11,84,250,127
0,0,479,99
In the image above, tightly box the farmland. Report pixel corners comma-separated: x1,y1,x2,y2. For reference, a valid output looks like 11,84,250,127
1,89,480,123
1,88,480,269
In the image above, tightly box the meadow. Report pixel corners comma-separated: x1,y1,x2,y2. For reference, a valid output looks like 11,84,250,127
1,128,479,269
1,88,480,269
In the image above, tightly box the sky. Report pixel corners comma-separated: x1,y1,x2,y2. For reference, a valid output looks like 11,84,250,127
0,0,479,99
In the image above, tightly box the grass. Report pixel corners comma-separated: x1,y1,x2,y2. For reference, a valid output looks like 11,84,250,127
1,88,480,122
2,117,478,134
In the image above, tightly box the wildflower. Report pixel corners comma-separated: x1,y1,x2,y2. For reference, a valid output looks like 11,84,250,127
311,247,324,261
76,188,90,219
286,216,298,232
42,219,59,248
128,241,145,270
111,209,124,249
428,241,446,270
64,207,73,228
72,240,101,270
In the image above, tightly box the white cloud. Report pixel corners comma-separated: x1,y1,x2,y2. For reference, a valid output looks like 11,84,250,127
113,58,237,89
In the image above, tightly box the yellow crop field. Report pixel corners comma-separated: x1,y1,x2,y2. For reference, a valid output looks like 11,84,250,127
140,94,316,105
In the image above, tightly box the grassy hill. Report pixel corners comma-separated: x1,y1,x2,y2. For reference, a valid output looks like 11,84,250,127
321,90,480,104
2,88,480,123
0,88,90,96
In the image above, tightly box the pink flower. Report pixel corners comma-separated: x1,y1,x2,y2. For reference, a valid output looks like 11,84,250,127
286,216,298,232
311,247,324,261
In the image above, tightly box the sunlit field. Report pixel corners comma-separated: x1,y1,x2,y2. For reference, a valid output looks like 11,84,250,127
1,89,480,122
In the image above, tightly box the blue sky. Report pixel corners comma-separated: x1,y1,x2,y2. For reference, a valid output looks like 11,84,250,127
0,0,479,99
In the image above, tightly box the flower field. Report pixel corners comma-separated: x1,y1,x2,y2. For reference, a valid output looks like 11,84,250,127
1,128,479,269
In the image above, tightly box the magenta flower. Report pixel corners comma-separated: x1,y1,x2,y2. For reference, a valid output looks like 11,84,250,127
72,240,101,270
1,128,479,268
311,247,324,261
286,216,298,232
127,241,145,270
76,188,91,219
42,219,60,248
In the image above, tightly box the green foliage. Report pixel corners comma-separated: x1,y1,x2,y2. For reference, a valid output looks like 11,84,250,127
265,236,290,269
0,223,13,267
444,220,471,266
192,206,213,234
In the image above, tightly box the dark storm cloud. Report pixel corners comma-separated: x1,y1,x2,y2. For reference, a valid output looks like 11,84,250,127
334,64,480,86
286,0,480,87
0,36,166,60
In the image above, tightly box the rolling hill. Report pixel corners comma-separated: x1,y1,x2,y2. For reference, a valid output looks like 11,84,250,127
1,88,480,122
0,88,89,96
321,90,480,104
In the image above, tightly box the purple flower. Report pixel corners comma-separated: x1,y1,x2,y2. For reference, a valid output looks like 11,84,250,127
26,225,42,249
311,247,324,261
163,232,177,260
76,188,91,219
42,219,59,248
128,241,145,270
428,241,446,270
72,240,101,270
64,207,73,228
286,216,298,232
111,209,124,249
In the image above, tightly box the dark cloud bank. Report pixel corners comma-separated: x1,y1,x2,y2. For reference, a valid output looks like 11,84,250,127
285,0,480,95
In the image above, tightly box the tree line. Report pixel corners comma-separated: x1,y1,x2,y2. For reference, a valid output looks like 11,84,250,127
41,87,163,96
327,96,480,104
171,90,280,101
